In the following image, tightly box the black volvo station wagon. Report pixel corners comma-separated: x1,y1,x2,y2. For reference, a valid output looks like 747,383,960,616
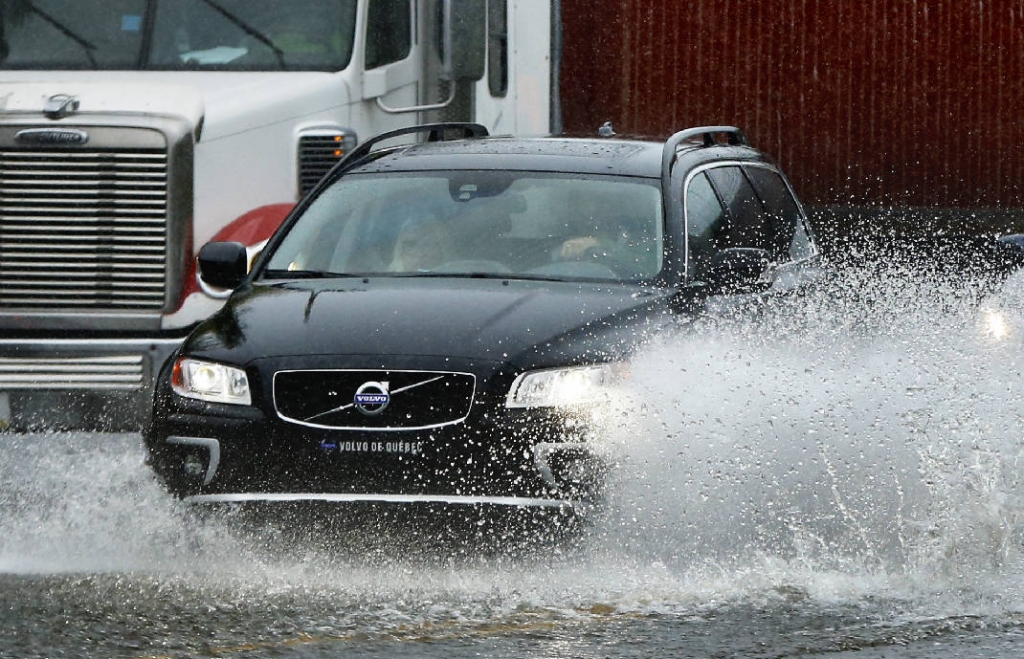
144,123,822,533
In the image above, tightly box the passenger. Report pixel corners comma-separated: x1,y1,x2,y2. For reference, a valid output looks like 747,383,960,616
391,218,450,272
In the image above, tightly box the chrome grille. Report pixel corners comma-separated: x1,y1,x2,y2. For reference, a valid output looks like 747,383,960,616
275,369,476,430
0,149,168,309
0,355,144,390
297,130,354,196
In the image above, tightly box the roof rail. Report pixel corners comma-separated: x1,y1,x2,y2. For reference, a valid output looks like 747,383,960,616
660,126,748,203
334,122,490,176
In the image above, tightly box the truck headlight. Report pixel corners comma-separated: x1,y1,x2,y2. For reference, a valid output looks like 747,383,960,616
171,357,251,405
506,364,626,408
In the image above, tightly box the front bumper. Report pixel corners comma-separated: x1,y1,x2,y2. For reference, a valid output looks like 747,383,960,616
0,336,183,430
146,356,611,511
179,490,595,550
185,491,585,510
157,430,603,500
147,405,609,506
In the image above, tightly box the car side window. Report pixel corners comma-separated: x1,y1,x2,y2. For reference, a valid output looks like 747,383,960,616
365,0,412,69
684,171,727,280
744,166,816,261
704,166,779,255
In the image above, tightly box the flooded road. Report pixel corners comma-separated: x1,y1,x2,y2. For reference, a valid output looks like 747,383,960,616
4,261,1024,658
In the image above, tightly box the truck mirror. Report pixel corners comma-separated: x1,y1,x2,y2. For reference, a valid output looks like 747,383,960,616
198,241,248,290
444,0,486,81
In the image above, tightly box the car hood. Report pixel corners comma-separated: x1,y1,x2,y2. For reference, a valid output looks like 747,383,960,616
185,277,673,369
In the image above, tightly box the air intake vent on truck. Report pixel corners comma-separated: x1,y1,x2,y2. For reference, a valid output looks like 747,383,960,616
0,355,144,390
298,129,356,196
0,148,168,310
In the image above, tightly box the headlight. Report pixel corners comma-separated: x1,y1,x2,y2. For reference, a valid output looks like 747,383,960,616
506,364,627,408
171,357,251,405
981,308,1011,340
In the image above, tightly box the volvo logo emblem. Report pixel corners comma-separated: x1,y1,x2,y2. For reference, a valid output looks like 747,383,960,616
353,381,390,415
15,128,89,146
303,374,445,424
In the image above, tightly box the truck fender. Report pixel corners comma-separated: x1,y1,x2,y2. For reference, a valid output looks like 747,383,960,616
168,203,295,328
208,203,295,247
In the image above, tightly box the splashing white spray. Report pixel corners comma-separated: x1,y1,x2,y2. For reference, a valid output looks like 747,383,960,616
591,261,1024,598
1,261,1023,620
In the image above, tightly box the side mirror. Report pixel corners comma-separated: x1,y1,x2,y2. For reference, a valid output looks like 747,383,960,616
198,241,248,290
705,247,773,293
444,0,485,81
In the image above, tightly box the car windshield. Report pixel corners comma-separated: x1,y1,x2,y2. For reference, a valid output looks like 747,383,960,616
0,0,356,71
261,172,665,283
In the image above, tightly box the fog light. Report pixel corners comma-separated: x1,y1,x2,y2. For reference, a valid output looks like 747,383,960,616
182,453,206,478
167,437,220,486
533,442,607,501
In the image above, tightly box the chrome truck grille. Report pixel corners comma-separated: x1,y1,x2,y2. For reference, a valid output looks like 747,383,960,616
297,129,354,196
0,148,168,309
0,355,144,390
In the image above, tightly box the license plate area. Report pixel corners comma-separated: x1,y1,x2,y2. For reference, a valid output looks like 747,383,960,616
315,437,427,458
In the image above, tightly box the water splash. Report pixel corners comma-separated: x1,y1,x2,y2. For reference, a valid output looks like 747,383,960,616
0,432,246,574
2,257,1024,624
591,257,1024,602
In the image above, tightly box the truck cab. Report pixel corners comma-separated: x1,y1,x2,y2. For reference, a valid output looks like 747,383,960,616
0,0,554,429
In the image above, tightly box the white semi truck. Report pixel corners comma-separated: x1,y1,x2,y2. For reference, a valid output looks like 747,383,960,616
0,0,557,429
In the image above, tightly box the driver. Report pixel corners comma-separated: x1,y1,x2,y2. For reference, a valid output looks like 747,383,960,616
556,196,641,272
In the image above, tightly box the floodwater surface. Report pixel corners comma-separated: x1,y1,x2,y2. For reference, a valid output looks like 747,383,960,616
3,259,1024,658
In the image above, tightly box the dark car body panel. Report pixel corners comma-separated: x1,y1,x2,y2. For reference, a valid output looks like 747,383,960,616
184,278,671,369
148,278,674,500
144,125,821,521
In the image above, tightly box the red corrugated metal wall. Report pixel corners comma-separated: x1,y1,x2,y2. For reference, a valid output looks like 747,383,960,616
559,0,1024,210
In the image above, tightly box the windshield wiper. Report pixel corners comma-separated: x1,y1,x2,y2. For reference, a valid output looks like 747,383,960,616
387,271,587,283
261,269,352,279
387,271,516,280
23,2,97,67
198,0,285,69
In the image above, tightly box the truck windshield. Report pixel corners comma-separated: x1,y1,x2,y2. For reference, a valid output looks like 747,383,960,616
0,0,357,71
262,172,666,283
